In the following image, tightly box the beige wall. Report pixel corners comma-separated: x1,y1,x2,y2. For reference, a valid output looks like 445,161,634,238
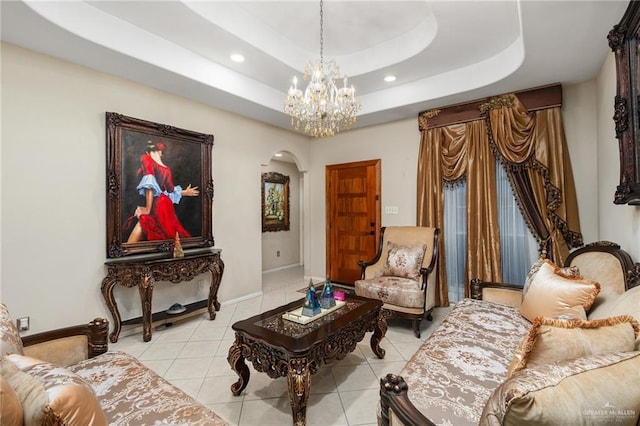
595,52,640,259
3,42,639,334
0,43,310,333
261,160,302,271
562,81,599,245
306,84,606,276
306,118,422,276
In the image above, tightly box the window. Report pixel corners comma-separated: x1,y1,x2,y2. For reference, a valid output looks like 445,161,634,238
444,180,467,303
495,161,538,284
444,160,537,303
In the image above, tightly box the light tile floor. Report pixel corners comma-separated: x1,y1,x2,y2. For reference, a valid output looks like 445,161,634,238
111,266,451,426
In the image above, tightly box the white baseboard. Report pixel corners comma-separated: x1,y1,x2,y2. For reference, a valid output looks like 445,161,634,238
117,308,208,339
262,263,302,274
220,291,264,307
304,275,327,283
115,291,264,340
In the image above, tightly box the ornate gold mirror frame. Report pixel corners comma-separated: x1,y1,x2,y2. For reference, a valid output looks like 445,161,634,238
609,1,640,205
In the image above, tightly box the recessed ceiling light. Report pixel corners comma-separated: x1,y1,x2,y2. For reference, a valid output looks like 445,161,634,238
274,152,283,157
384,75,397,82
230,53,245,63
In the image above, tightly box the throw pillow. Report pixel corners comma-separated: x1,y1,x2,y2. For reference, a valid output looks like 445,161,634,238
0,376,23,426
552,304,587,320
481,351,640,426
596,285,640,350
1,354,108,426
507,315,639,377
0,303,24,356
523,257,580,295
519,259,600,322
382,242,426,281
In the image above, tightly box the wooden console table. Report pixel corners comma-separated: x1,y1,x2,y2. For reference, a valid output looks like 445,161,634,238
101,249,224,342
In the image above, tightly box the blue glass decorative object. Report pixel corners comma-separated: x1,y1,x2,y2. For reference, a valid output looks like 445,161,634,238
301,279,321,317
320,276,336,309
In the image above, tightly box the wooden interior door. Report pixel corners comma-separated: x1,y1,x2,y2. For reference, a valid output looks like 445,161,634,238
326,159,381,285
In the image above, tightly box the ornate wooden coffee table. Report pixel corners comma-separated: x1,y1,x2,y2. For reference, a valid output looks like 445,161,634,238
227,293,386,426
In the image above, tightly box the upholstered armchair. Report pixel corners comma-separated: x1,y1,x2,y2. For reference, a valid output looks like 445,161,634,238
354,226,439,338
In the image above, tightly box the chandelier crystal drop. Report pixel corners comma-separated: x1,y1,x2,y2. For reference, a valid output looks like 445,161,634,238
284,0,361,138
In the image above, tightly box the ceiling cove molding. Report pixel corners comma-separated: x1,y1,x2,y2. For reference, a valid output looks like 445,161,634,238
182,1,437,77
359,35,525,116
22,0,286,111
21,0,526,119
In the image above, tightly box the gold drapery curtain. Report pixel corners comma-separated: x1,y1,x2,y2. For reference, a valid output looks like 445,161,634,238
485,94,582,264
417,121,502,305
417,127,447,304
417,90,583,306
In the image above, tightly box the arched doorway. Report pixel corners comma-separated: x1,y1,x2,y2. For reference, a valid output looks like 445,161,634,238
260,151,306,288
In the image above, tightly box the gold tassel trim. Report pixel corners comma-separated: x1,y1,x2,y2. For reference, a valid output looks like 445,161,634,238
42,404,65,426
534,314,640,339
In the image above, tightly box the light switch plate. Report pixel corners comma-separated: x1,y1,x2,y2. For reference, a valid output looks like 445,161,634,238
384,206,399,214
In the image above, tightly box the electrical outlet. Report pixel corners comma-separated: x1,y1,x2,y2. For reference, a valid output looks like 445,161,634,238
198,279,208,290
277,250,280,257
17,317,29,331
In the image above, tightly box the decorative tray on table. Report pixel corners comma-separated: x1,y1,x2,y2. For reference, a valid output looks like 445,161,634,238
282,301,345,325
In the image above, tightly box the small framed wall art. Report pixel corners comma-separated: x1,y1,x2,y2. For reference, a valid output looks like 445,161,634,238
262,172,290,232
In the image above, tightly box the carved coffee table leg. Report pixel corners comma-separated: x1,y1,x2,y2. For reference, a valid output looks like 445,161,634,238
287,358,310,426
370,310,387,359
228,337,250,396
138,273,154,342
101,276,121,343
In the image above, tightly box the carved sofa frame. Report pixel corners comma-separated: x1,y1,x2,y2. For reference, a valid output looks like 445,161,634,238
21,317,109,365
378,241,640,426
4,314,228,425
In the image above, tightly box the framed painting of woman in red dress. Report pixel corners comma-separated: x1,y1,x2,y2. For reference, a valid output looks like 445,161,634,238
105,112,214,258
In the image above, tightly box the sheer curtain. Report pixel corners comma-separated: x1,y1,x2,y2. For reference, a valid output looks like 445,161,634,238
496,160,538,284
444,162,537,303
444,181,467,303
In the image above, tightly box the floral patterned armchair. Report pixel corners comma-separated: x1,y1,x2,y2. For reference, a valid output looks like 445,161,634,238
354,226,439,337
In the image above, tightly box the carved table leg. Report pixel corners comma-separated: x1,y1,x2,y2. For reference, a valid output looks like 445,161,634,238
287,358,310,426
138,273,154,342
228,337,250,396
101,276,121,343
207,255,225,319
370,310,387,359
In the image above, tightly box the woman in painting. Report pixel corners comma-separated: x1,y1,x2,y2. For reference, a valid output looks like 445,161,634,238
126,141,199,243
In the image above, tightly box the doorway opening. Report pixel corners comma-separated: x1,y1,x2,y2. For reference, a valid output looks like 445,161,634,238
261,151,305,290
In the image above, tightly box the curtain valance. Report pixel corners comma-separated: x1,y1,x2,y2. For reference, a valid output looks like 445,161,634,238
418,84,562,131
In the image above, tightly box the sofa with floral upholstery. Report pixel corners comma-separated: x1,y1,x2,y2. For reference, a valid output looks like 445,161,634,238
0,306,227,426
378,241,640,426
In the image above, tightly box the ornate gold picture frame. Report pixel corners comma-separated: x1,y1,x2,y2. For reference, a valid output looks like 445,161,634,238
262,172,290,232
105,112,214,258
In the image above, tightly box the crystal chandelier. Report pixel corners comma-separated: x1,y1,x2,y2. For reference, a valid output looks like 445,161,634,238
284,0,361,138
